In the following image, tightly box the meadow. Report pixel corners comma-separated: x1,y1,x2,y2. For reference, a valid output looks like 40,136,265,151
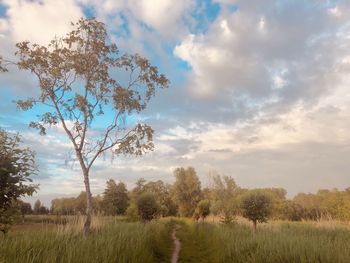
1,216,350,263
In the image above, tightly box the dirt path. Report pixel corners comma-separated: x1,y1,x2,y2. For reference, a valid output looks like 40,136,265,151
171,225,181,263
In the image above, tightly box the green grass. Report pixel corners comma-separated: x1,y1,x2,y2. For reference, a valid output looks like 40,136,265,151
175,220,350,263
1,216,350,263
0,217,174,263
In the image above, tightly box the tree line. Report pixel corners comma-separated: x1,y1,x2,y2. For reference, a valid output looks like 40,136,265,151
25,167,350,227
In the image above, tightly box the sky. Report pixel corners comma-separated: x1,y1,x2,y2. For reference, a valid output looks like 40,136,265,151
1,0,350,206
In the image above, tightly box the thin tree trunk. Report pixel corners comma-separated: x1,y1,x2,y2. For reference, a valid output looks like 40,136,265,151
253,220,257,233
83,169,93,237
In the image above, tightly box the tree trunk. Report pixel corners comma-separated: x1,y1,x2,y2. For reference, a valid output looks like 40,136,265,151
83,169,93,237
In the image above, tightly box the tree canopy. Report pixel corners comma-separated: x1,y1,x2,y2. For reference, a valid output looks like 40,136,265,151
241,190,272,230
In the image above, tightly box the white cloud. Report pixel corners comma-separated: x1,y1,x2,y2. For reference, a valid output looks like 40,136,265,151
175,2,350,103
2,0,82,45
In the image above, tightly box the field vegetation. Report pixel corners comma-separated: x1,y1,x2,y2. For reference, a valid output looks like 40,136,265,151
1,215,350,263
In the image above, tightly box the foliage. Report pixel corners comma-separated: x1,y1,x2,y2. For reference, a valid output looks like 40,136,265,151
143,180,177,217
33,199,49,215
293,189,350,220
0,129,38,233
283,200,305,221
18,200,32,215
241,190,272,230
126,203,139,222
173,167,202,217
51,192,102,215
101,179,129,215
210,174,240,224
137,192,160,222
194,200,210,220
130,178,177,217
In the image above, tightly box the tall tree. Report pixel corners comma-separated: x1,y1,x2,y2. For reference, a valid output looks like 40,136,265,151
102,179,129,215
7,18,169,235
0,129,38,233
173,167,202,217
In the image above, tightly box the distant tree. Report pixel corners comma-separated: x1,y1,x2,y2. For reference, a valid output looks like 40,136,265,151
130,178,147,201
210,174,240,224
92,194,103,215
283,200,304,221
0,129,38,233
38,205,49,215
144,180,177,217
51,197,76,215
32,199,49,215
33,199,42,214
7,18,169,235
75,192,87,215
173,167,202,217
137,192,159,222
241,190,272,231
194,199,210,221
102,179,129,215
19,201,32,215
113,181,129,215
260,188,287,219
33,199,41,214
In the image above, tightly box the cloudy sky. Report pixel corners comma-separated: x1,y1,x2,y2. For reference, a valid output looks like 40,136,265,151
1,0,350,205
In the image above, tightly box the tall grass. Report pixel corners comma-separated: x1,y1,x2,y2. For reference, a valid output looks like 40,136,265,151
0,216,173,263
2,216,350,263
176,220,350,263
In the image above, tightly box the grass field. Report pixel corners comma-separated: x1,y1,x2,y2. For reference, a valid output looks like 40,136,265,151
1,216,350,263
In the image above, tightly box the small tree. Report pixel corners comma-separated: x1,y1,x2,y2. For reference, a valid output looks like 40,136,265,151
0,129,38,233
241,190,272,231
4,18,169,235
194,199,210,221
137,192,159,222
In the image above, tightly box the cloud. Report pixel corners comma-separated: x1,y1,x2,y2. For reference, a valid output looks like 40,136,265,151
174,1,350,112
2,0,82,45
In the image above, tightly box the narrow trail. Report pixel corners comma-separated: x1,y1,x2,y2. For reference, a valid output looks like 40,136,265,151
171,224,181,263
